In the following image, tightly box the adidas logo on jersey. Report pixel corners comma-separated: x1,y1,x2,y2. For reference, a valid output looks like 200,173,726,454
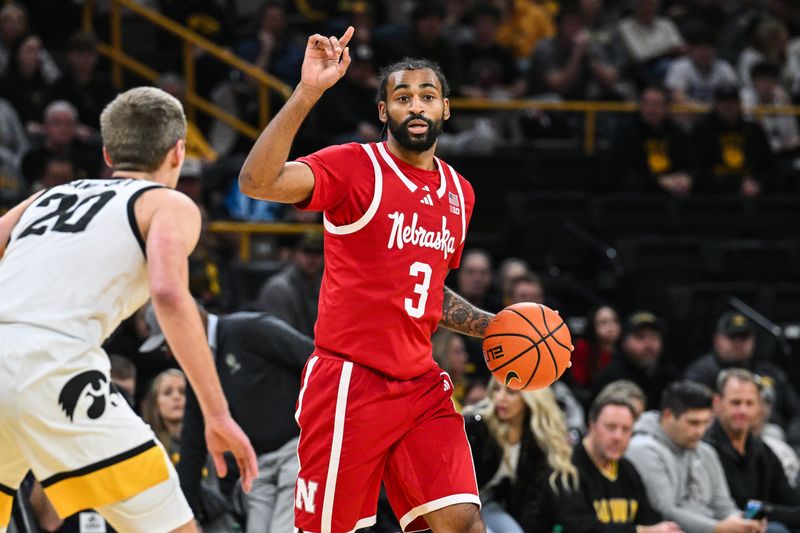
419,185,434,206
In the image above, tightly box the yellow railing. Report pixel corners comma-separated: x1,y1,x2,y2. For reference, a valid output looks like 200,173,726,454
449,98,800,154
83,0,292,140
209,221,322,261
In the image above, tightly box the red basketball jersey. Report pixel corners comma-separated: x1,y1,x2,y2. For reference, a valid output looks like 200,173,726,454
296,142,474,380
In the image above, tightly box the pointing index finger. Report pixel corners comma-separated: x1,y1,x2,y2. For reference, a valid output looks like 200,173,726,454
339,26,355,48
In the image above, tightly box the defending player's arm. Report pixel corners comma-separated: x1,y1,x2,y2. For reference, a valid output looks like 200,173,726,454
440,286,494,338
139,189,258,491
239,26,354,203
0,191,46,259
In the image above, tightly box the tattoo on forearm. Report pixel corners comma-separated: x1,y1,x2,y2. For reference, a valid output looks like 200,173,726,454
440,286,494,337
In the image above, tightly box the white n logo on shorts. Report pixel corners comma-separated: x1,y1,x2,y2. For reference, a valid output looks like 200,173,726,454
296,478,319,513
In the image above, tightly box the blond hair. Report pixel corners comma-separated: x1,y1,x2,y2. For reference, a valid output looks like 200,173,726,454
141,368,186,452
474,379,579,492
100,86,186,171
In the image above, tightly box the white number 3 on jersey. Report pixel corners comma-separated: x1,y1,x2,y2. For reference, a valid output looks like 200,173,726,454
405,261,432,318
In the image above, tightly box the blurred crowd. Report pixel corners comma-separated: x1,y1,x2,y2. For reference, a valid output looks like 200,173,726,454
5,0,800,532
4,0,800,221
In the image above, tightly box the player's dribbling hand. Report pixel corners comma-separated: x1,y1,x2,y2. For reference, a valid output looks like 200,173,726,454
300,26,354,95
205,414,259,493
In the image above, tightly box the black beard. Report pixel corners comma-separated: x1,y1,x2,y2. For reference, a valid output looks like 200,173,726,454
387,113,444,152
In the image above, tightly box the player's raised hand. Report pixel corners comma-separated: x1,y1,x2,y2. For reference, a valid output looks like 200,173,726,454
300,26,354,95
205,414,259,493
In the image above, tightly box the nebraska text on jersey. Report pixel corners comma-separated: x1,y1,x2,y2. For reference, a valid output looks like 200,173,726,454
387,211,456,260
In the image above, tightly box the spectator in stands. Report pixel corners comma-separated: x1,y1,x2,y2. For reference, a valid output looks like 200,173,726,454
109,353,137,409
315,43,381,144
494,0,555,61
497,256,531,303
593,311,679,410
0,33,58,130
691,83,774,195
142,368,187,459
741,62,800,153
706,369,800,532
580,0,624,69
0,3,59,81
685,311,800,449
737,19,790,92
20,100,102,185
432,329,473,410
754,385,800,489
555,393,681,532
0,97,27,208
188,204,230,312
596,379,648,419
506,272,545,305
614,84,694,195
459,2,525,100
135,302,313,533
157,73,218,163
140,338,235,532
234,1,304,87
626,381,764,533
665,26,738,106
464,380,579,532
255,230,323,339
617,0,686,87
51,31,117,130
33,155,74,191
571,305,621,392
404,2,464,95
457,248,504,313
527,4,620,101
0,96,27,161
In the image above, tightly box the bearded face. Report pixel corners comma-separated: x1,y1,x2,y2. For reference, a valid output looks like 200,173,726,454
387,112,444,152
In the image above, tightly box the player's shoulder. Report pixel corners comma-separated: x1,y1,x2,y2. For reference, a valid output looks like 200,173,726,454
135,184,199,220
438,159,475,201
307,141,370,160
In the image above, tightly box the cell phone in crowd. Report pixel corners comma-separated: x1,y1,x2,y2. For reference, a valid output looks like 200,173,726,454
745,500,767,519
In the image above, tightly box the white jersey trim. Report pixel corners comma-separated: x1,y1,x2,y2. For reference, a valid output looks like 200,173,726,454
323,144,383,236
398,493,482,532
294,355,318,425
375,143,448,199
434,157,447,199
321,361,353,533
447,164,466,244
377,142,417,192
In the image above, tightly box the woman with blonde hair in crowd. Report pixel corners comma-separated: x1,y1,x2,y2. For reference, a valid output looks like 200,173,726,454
142,368,186,460
143,368,235,531
464,379,579,533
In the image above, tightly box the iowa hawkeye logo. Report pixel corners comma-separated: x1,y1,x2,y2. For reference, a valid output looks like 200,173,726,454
58,370,120,422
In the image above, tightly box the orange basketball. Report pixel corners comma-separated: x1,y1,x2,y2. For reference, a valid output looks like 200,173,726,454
482,302,573,391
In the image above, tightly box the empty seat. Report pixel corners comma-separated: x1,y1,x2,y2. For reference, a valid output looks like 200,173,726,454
704,240,800,282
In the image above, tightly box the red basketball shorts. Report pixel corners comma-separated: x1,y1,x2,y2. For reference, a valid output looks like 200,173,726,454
293,355,480,533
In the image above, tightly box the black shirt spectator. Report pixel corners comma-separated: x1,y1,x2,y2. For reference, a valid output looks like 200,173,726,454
528,7,619,101
557,440,663,532
593,311,679,410
690,84,775,196
614,85,693,195
459,3,524,100
20,100,102,185
705,369,800,529
685,312,800,447
51,31,117,129
177,311,313,517
0,33,57,128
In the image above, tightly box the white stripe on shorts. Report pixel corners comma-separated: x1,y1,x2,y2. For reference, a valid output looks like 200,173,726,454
321,361,353,533
294,356,319,424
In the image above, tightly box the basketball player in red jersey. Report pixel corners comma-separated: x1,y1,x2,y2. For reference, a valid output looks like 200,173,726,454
240,26,493,533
